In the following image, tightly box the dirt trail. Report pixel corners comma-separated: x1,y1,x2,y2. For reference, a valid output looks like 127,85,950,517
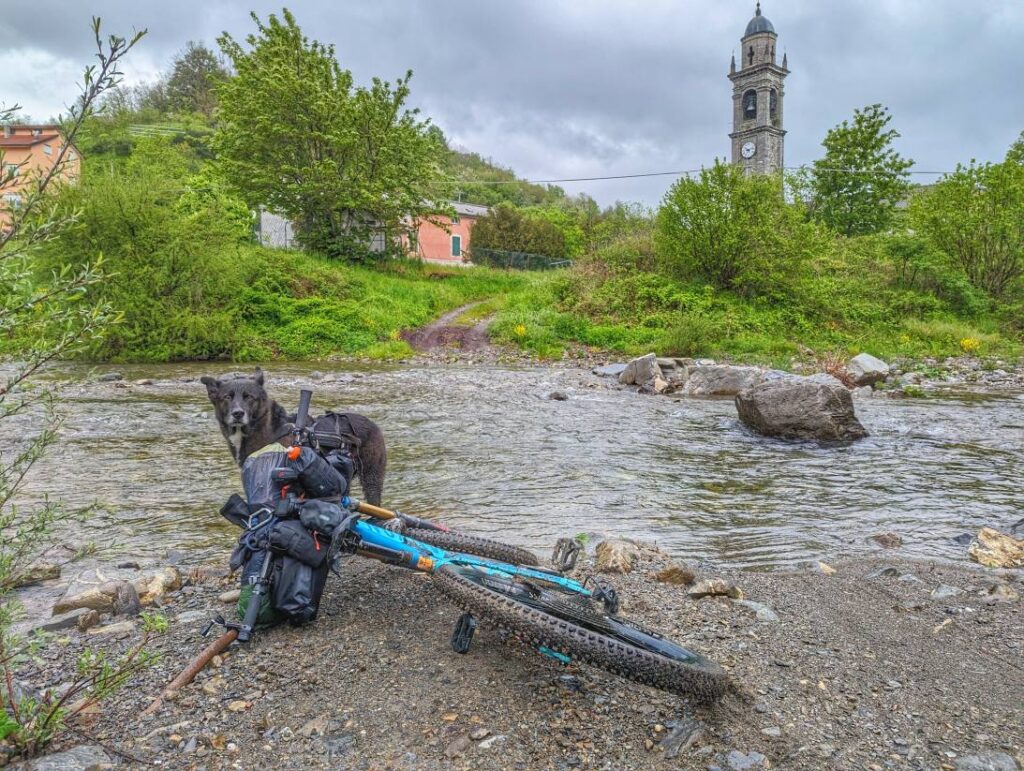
401,302,493,352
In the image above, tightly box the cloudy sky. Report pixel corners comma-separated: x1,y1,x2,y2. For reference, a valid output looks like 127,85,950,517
2,1,1022,205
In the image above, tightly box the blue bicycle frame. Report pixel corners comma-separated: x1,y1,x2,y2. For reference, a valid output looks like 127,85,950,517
348,516,593,598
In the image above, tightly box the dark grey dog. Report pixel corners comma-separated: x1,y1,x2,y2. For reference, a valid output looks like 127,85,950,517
200,368,387,505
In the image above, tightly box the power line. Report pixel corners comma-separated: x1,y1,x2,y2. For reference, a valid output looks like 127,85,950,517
462,165,954,186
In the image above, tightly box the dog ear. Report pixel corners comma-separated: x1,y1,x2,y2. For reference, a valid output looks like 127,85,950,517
199,376,221,396
253,367,264,386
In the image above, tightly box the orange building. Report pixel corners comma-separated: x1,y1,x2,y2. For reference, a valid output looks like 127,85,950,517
409,201,489,264
0,124,81,226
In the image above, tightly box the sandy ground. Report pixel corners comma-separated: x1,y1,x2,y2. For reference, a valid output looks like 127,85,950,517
17,543,1023,770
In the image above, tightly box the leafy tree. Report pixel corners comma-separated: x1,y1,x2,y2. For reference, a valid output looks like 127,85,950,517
471,203,568,260
0,21,163,757
910,145,1024,299
166,41,228,116
807,104,913,236
215,9,449,260
42,137,253,361
655,160,822,297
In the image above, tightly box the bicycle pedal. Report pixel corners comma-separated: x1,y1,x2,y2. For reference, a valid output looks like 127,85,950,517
551,538,582,572
451,612,477,654
591,580,620,615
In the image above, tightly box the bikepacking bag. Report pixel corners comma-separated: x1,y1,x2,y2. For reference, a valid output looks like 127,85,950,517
236,519,331,627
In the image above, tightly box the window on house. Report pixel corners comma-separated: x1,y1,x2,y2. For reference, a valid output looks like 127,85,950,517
3,163,18,178
43,144,52,155
451,214,460,224
32,128,41,136
409,231,418,254
451,235,462,258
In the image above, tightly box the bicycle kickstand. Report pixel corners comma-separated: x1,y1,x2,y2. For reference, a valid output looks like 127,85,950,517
451,612,477,654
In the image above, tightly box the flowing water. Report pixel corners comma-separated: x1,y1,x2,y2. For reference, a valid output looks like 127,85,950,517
7,362,1023,571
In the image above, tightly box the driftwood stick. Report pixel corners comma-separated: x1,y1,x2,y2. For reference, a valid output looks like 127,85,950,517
141,629,238,717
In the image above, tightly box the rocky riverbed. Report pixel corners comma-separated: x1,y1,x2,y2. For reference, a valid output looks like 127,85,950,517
11,542,1023,770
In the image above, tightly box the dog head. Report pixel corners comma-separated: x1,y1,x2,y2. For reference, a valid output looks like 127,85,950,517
200,368,270,437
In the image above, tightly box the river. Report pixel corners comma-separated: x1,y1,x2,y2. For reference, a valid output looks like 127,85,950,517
7,362,1023,571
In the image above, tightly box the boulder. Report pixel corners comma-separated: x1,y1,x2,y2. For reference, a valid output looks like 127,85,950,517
656,357,677,371
53,565,181,615
97,372,123,382
135,566,181,605
846,353,890,386
683,365,764,396
592,363,627,378
734,599,779,622
868,532,903,548
595,539,640,574
955,752,1020,771
86,620,136,638
12,561,61,588
17,744,113,770
735,378,868,441
618,353,663,387
653,563,696,586
31,608,93,634
688,579,743,599
968,527,1023,569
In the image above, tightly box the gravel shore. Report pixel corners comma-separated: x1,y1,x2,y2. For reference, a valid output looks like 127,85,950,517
16,544,1023,770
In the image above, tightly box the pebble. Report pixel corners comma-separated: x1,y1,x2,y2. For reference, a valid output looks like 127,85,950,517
470,728,490,740
931,584,963,600
219,589,241,603
725,749,769,769
955,752,1020,771
547,391,569,401
761,726,781,737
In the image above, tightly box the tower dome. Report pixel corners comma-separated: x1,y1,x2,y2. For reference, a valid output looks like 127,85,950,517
744,3,775,37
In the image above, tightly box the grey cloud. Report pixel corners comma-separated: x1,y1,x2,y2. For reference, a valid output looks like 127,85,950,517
1,0,1022,204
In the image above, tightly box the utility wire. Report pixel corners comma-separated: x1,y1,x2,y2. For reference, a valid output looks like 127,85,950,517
464,165,954,186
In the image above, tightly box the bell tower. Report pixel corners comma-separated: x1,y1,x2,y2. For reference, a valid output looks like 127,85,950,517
729,2,788,175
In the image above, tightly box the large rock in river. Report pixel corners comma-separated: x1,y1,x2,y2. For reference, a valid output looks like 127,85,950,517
618,353,663,387
735,378,868,441
846,353,890,386
683,365,764,396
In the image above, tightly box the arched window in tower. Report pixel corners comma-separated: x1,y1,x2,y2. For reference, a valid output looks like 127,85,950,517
747,46,754,66
743,90,757,120
769,88,778,122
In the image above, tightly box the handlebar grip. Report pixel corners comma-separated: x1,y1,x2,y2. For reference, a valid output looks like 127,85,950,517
355,501,397,520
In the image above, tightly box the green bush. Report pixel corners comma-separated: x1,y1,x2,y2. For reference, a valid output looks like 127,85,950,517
655,161,827,299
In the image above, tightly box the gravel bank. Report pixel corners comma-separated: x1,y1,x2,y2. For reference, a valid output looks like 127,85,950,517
17,545,1023,770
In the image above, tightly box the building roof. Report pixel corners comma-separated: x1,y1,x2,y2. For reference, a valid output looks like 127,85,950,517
452,201,490,217
744,3,776,36
0,133,60,148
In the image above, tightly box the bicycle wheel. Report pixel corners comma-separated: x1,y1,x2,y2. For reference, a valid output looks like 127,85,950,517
405,528,540,566
433,563,728,702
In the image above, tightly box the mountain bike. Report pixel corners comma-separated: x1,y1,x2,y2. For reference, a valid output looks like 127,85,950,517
322,497,729,702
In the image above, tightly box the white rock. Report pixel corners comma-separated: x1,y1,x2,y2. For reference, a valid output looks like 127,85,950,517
846,353,890,386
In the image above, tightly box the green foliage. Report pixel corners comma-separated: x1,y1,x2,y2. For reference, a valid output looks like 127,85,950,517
804,104,913,236
215,9,449,260
440,138,566,208
0,21,161,759
655,161,824,298
909,146,1024,299
165,41,228,116
39,137,252,361
471,202,568,260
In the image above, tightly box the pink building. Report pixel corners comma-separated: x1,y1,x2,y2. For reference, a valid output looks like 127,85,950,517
0,124,81,227
409,201,489,264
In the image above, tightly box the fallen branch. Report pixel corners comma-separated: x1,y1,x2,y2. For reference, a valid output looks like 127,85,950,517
140,629,237,718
